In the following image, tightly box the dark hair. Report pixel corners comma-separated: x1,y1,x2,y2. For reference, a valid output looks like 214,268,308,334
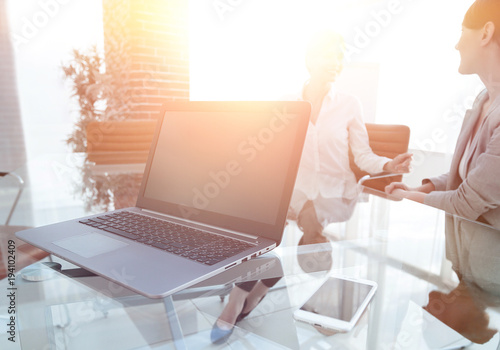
463,0,500,32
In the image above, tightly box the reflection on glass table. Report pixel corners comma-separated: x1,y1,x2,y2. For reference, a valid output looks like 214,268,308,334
421,215,500,346
6,212,500,349
2,152,500,349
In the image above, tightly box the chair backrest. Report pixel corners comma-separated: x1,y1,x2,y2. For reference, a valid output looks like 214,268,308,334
86,120,157,164
349,123,410,192
0,173,50,279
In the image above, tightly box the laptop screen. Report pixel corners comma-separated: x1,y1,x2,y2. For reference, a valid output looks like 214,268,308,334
137,101,310,243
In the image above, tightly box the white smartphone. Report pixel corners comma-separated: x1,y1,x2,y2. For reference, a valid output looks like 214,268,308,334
293,275,377,333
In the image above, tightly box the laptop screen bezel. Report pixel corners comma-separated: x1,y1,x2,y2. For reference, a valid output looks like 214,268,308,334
136,101,310,244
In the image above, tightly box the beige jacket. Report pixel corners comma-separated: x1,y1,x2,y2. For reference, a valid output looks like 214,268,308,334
425,89,500,229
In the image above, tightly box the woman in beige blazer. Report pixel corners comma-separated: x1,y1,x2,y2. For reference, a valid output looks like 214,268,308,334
386,0,500,229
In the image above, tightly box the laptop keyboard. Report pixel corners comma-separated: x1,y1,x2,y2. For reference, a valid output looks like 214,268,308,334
79,211,254,266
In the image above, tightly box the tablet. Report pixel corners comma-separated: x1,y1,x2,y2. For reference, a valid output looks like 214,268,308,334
293,275,377,332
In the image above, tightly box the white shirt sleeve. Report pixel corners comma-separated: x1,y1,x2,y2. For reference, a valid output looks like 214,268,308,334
348,98,391,174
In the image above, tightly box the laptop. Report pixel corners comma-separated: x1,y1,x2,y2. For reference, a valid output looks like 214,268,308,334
17,101,310,298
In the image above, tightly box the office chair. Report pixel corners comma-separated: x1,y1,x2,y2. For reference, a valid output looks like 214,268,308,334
0,172,50,280
86,120,157,165
349,123,411,193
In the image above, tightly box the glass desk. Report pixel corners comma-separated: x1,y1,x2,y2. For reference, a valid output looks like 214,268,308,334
1,153,500,349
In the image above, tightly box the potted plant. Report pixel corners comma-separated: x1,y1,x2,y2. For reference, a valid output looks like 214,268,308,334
62,45,141,211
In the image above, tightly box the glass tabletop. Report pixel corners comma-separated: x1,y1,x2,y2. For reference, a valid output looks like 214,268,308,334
1,153,500,349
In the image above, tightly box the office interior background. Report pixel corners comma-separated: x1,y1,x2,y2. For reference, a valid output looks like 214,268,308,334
3,1,499,348
2,0,478,172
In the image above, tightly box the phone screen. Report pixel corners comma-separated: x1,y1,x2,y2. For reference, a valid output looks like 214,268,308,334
300,277,373,322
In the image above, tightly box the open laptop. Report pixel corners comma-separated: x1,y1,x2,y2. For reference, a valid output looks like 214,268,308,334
17,101,310,298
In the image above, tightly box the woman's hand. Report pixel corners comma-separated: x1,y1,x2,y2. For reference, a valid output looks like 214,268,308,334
385,182,410,195
385,182,426,203
383,152,413,174
385,182,410,199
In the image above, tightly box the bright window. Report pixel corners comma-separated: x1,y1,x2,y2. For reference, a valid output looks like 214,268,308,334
190,0,480,155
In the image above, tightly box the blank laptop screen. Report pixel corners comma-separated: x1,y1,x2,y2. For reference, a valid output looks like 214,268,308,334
138,102,309,241
145,110,298,222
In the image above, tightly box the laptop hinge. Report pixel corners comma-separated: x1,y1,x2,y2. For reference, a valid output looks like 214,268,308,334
141,209,259,240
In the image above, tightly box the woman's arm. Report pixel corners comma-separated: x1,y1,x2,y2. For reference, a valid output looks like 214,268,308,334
348,98,412,174
391,189,427,203
348,98,392,174
385,181,436,203
424,123,500,220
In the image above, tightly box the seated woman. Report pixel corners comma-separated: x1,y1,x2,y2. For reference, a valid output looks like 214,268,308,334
385,0,500,230
290,30,412,244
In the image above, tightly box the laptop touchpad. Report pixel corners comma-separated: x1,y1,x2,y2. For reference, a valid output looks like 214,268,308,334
54,233,128,258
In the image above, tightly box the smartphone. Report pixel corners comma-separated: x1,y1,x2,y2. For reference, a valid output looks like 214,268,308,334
293,275,377,333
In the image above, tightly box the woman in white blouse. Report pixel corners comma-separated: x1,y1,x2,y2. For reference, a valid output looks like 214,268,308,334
290,30,412,244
